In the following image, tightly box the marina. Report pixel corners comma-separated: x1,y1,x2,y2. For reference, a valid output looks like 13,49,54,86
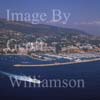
1,53,100,68
0,54,100,98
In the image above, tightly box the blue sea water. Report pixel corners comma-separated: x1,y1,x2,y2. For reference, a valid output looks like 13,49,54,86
0,55,100,99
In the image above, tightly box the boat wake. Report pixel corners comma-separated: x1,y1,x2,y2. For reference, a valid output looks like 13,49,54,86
0,71,41,84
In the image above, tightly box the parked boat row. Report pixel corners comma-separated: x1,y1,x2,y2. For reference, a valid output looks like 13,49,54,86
1,53,100,67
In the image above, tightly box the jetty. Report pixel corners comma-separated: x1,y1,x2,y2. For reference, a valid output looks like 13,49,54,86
14,58,100,68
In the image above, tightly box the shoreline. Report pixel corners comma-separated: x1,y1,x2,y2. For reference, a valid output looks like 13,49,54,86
0,54,100,67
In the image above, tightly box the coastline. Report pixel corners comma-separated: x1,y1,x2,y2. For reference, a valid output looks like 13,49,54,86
1,54,100,67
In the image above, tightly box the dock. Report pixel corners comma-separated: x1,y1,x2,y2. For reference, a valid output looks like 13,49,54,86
14,58,100,68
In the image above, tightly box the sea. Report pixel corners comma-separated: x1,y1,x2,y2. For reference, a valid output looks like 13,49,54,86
0,55,100,100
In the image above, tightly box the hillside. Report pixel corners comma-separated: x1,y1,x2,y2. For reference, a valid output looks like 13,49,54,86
0,19,100,48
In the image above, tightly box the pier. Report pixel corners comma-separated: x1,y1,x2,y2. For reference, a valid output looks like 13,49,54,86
14,58,100,67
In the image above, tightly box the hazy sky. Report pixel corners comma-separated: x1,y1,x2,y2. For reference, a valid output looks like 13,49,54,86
0,0,100,35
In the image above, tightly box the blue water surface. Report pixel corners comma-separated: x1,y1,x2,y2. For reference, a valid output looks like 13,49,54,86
0,55,100,99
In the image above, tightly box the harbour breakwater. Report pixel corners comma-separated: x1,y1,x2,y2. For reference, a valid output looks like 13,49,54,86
14,58,100,67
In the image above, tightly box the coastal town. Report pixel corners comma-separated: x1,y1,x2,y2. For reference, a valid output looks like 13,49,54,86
0,36,100,55
0,20,100,64
0,36,100,65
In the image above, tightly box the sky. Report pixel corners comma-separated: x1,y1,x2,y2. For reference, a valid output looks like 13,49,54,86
0,0,100,35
